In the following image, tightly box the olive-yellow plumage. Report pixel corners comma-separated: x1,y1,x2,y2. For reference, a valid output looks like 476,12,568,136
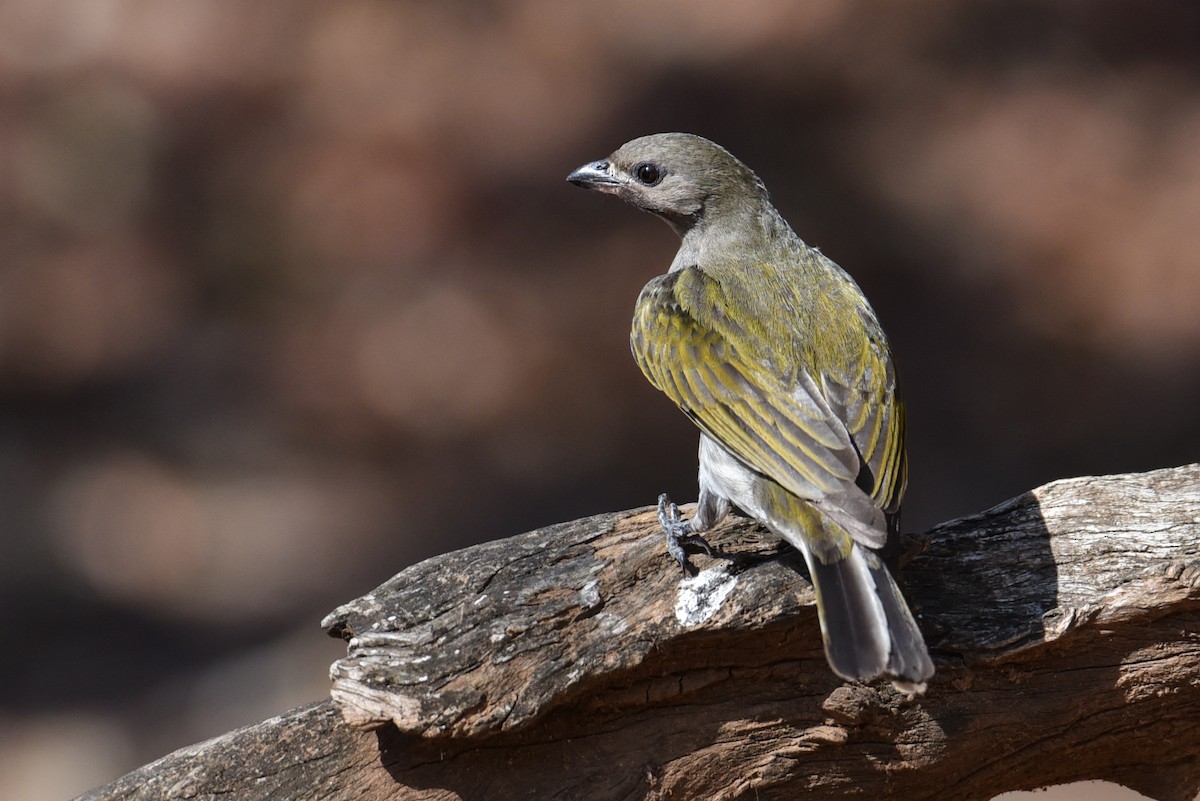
568,133,932,688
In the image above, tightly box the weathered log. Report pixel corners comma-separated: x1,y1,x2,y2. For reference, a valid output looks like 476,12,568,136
78,464,1200,801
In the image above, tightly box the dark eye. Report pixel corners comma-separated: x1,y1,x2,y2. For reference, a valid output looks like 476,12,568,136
634,162,663,186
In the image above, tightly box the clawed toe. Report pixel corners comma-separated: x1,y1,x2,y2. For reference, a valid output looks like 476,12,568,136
656,494,683,530
675,532,716,558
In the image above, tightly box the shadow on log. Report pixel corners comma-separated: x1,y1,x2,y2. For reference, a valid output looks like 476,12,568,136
78,465,1200,801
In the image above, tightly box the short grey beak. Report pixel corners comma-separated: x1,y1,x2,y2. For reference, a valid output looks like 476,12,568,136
567,159,621,189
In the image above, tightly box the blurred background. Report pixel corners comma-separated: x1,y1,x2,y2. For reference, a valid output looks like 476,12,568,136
1,1,1197,799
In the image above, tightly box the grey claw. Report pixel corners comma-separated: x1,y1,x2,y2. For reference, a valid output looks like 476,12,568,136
678,532,716,559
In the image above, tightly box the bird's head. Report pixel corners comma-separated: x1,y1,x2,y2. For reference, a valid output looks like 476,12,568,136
567,133,768,236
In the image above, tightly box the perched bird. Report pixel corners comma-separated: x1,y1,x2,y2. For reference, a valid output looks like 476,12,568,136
567,133,933,689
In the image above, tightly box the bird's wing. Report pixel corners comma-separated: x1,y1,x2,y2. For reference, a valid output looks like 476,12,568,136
821,306,908,516
632,266,877,512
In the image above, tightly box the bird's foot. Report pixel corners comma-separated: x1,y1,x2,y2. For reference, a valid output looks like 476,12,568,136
657,493,715,575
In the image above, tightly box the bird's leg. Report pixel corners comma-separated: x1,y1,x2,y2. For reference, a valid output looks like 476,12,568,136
657,489,727,574
658,494,699,574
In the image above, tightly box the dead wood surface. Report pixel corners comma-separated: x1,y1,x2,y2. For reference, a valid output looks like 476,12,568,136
78,464,1200,801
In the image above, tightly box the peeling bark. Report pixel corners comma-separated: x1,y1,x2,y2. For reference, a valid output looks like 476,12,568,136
78,465,1200,801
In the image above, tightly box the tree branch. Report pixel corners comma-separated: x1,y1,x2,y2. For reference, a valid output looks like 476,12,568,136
78,464,1200,801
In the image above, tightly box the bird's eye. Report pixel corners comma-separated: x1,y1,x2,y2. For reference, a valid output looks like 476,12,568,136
634,162,663,186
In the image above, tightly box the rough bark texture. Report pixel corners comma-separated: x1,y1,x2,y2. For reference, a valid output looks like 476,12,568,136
78,464,1200,801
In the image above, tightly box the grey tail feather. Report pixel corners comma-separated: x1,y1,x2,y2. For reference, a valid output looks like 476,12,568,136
867,552,935,688
806,546,934,688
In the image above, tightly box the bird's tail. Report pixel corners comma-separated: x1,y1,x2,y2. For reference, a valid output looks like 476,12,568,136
755,483,933,688
804,543,933,690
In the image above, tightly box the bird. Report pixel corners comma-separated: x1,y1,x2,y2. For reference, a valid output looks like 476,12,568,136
566,133,933,689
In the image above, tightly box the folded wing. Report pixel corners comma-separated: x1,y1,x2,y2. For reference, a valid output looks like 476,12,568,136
631,266,905,548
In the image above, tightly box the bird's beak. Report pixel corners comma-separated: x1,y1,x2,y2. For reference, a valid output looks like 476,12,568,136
567,159,622,192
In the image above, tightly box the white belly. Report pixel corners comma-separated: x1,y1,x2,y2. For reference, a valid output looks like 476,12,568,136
697,434,782,541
